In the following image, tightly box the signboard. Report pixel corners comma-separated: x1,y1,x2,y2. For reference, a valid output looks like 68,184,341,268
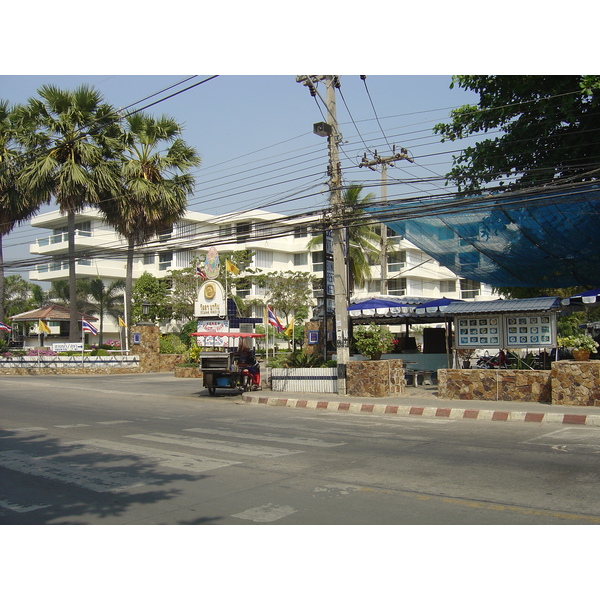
194,280,227,317
455,313,557,349
197,321,229,333
52,342,83,352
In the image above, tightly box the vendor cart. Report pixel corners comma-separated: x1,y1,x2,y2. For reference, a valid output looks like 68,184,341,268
191,331,264,395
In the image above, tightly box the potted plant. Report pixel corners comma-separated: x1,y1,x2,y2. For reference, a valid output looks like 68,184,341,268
557,334,599,361
353,324,397,360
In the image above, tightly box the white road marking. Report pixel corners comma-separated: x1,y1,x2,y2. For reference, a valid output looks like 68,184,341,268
97,420,132,425
0,450,155,492
0,499,51,513
126,433,303,457
185,427,344,447
3,427,48,432
232,503,297,523
62,439,241,473
55,424,90,429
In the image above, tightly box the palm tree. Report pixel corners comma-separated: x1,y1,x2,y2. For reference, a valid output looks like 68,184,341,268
307,184,381,292
78,278,125,345
0,100,44,335
101,113,200,332
13,85,121,341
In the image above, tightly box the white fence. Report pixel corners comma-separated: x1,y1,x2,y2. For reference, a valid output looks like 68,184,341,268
0,355,140,369
270,368,338,393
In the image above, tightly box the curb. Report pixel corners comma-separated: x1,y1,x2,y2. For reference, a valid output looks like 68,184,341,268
241,395,600,427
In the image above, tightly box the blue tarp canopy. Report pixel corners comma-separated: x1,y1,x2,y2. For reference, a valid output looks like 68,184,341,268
375,183,600,288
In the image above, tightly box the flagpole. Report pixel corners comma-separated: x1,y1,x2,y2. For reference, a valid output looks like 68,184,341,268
123,291,129,354
81,317,85,366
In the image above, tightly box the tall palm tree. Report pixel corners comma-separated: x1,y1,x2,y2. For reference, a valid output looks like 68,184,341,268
13,85,121,341
101,113,200,332
307,184,381,292
0,100,44,335
78,278,125,345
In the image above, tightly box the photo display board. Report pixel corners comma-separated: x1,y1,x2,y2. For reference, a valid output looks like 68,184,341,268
455,313,557,349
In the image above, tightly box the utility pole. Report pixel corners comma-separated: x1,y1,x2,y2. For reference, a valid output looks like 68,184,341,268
297,75,349,394
360,148,413,295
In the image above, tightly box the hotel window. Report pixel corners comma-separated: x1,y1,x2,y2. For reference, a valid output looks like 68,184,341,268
255,250,273,269
158,251,173,271
312,251,324,272
460,279,480,299
294,253,308,266
388,278,406,296
236,222,251,242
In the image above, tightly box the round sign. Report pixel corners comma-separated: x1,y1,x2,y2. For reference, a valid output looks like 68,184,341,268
204,282,216,300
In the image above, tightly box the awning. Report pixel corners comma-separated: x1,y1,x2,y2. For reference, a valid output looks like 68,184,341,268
443,297,562,315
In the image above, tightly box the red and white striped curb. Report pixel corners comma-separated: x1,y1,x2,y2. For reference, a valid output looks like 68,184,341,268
241,395,600,427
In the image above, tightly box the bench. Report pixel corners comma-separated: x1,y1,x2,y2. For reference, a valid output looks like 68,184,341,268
405,369,435,387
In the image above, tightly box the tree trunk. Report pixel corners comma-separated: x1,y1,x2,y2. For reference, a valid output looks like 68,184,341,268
0,235,5,338
68,210,79,342
125,239,135,348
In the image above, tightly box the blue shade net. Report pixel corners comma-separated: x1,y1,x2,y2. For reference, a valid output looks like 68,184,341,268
373,183,600,288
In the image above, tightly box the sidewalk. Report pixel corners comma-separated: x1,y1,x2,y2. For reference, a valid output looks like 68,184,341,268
241,385,600,427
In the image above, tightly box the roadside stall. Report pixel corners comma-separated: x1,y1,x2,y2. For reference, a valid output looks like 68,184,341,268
443,297,562,369
191,331,265,395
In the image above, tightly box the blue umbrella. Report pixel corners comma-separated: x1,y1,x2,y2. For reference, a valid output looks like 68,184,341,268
348,298,410,311
561,288,600,306
415,297,463,314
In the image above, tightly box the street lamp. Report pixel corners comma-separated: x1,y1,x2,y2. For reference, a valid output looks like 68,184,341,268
138,299,153,326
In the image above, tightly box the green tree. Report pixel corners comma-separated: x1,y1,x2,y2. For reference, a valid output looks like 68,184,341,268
13,85,122,341
48,279,90,311
131,272,171,323
78,278,125,345
2,275,44,318
433,76,600,192
307,185,381,291
0,100,44,335
100,112,200,333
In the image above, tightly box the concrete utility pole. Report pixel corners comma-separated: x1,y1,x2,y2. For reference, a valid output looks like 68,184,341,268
359,149,413,294
297,75,349,394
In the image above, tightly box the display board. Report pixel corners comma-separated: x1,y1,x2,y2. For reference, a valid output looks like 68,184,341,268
455,313,556,349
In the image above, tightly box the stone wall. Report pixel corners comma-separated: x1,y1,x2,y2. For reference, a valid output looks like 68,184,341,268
139,353,185,373
552,360,600,406
346,359,406,397
438,369,552,403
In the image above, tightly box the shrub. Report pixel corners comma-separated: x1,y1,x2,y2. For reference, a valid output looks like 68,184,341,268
353,324,397,359
90,348,109,356
160,334,187,354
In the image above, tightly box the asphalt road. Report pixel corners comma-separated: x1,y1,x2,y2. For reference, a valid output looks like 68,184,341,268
2,373,600,525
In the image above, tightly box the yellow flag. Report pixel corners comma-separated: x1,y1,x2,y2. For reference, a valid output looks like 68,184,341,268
284,317,295,338
225,259,240,275
118,316,127,328
38,319,51,334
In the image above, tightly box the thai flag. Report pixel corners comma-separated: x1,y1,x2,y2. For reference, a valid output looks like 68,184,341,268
82,319,98,335
196,266,207,280
0,321,11,332
267,305,284,332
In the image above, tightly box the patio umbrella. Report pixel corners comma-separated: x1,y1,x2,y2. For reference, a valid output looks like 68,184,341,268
348,298,411,317
561,288,600,306
415,297,464,314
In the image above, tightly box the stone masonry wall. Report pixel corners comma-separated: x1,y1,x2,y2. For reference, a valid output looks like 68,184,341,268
438,369,552,403
552,360,600,406
346,359,406,397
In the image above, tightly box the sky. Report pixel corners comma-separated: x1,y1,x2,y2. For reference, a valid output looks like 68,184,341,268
1,74,481,281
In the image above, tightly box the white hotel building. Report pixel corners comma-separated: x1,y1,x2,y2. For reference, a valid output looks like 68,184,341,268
28,207,497,338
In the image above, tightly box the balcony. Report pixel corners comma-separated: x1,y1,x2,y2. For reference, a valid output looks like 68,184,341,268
30,230,116,256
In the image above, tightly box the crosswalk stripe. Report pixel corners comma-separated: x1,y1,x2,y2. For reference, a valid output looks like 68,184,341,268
184,427,345,447
0,450,155,493
126,433,303,457
0,498,51,513
62,439,241,473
